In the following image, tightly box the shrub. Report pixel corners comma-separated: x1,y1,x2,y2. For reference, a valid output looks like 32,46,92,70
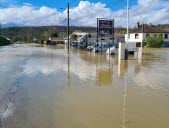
146,34,163,48
0,36,11,46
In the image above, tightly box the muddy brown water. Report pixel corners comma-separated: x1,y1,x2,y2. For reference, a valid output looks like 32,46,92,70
0,44,169,128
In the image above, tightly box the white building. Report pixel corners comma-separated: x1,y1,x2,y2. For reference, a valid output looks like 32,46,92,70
69,32,122,48
125,24,169,48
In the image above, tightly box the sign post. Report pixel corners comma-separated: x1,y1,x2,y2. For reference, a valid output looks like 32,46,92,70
97,18,114,55
98,19,114,36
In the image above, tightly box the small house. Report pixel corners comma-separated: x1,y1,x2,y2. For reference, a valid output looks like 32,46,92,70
125,23,169,47
49,37,65,45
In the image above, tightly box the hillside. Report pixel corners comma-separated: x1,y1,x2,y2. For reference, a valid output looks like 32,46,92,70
158,24,169,29
0,26,126,43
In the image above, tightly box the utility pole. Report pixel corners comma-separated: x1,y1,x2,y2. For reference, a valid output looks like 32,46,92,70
97,18,99,52
127,0,129,49
67,3,70,50
0,23,1,36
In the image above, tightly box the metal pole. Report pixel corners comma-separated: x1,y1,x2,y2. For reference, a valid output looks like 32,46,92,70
51,25,52,46
113,19,114,45
97,18,99,52
101,41,102,55
0,22,1,29
109,42,110,56
127,0,129,49
67,3,70,50
110,19,114,57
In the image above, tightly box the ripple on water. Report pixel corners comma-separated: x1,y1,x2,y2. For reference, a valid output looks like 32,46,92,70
3,103,15,119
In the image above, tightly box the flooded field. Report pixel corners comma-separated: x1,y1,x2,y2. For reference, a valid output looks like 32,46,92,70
0,44,169,128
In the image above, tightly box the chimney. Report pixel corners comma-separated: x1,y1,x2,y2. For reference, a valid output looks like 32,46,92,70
142,23,144,33
137,22,140,28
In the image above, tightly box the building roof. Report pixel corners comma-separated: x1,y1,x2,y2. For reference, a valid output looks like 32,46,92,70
129,24,169,33
71,32,88,36
49,37,64,41
117,33,125,38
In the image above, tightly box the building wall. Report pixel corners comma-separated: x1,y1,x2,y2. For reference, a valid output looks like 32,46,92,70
87,33,119,46
70,32,120,48
125,33,169,47
118,37,125,43
125,33,144,43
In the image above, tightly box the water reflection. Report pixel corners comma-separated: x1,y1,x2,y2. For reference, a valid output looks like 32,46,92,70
1,45,169,128
134,63,141,75
67,50,71,89
96,65,113,86
118,60,128,78
94,54,113,86
117,59,128,128
122,77,127,128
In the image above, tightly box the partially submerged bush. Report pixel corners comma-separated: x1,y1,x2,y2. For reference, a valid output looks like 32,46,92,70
146,34,163,48
0,36,11,46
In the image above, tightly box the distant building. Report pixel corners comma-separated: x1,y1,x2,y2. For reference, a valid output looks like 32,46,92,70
125,23,169,47
49,37,65,45
117,33,125,43
68,32,123,48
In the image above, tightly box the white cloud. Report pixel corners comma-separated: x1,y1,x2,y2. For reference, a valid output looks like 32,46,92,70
0,0,169,27
0,5,66,26
130,0,169,25
23,3,32,6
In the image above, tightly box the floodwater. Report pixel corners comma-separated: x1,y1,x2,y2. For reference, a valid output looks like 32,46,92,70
0,44,169,128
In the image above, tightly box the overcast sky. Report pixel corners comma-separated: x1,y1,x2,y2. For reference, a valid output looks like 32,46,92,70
0,0,169,28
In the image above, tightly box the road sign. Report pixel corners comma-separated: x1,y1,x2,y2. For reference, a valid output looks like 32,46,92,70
98,19,114,36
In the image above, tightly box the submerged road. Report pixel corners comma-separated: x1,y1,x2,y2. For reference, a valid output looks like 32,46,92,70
0,44,34,127
0,44,169,128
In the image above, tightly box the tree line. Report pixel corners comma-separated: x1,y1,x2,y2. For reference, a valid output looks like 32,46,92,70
0,25,126,44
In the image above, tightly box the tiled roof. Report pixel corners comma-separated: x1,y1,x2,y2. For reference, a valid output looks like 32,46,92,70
50,37,64,41
129,24,169,33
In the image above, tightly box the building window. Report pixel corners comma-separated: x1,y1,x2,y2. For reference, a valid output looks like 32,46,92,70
110,38,115,40
159,34,163,38
164,34,168,39
101,38,105,40
135,34,139,39
88,34,91,38
136,42,141,47
146,34,149,37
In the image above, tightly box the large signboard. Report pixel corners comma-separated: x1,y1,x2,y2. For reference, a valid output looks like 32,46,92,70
98,19,114,36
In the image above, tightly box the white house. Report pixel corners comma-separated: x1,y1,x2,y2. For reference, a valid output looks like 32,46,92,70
69,32,122,48
125,24,169,48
